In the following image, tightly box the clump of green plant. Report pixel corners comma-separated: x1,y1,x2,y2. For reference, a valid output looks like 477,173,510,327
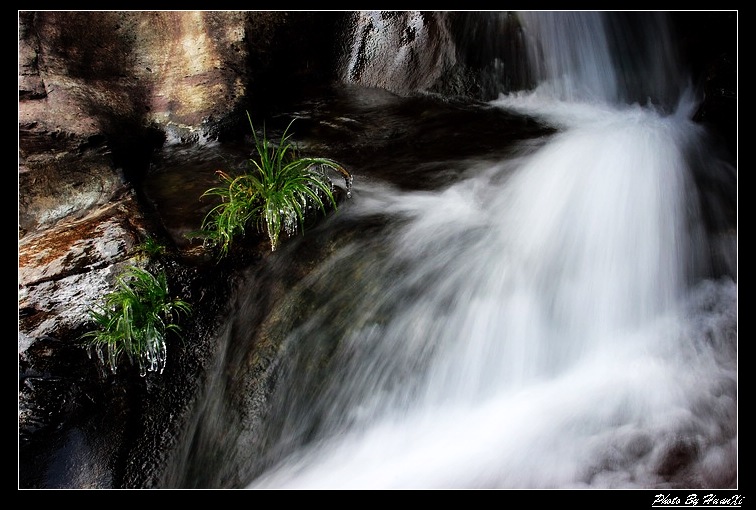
137,235,166,258
80,265,192,377
190,112,351,256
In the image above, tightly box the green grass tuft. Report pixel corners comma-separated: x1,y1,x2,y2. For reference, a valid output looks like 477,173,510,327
189,112,351,256
80,265,192,377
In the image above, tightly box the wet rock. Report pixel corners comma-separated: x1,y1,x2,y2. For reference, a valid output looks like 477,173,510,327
19,190,149,339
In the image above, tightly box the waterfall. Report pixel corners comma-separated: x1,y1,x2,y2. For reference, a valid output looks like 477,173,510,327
514,11,688,108
211,12,737,489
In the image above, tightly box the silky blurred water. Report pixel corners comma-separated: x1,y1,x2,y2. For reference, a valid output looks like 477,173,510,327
243,96,736,489
158,11,736,489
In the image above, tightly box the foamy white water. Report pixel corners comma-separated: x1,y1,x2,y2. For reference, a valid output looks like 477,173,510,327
244,11,736,489
246,98,736,489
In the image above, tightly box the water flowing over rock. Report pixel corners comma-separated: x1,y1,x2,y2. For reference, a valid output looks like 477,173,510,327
18,11,737,490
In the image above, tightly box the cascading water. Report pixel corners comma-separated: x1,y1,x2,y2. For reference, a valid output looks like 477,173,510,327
162,12,736,489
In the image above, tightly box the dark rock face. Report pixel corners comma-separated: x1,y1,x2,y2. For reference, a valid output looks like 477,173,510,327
22,11,247,139
674,11,738,165
18,10,347,489
19,9,348,338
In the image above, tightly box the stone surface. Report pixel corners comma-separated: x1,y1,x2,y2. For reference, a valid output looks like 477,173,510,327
19,190,148,340
18,10,347,338
18,10,347,489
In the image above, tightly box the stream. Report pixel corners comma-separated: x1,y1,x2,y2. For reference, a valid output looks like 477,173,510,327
144,11,737,489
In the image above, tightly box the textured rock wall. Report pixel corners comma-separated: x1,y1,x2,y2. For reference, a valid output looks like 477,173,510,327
19,12,346,489
18,11,345,338
21,11,249,142
19,11,344,232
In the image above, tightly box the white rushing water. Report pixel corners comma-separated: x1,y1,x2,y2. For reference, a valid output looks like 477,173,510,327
246,12,737,489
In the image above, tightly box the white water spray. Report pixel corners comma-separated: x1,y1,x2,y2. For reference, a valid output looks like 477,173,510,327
246,12,736,489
